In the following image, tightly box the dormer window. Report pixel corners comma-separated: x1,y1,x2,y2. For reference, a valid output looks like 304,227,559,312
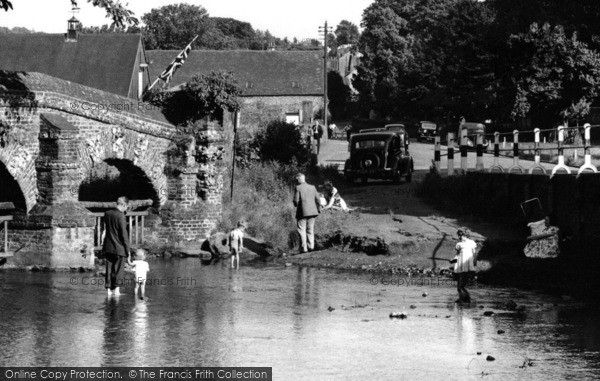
245,82,253,89
291,81,300,88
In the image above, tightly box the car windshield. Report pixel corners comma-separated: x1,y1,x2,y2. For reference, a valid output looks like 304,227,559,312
354,140,386,149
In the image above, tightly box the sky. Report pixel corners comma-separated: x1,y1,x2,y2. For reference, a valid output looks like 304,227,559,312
0,0,374,40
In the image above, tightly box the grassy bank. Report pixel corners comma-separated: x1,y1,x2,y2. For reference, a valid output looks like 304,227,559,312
219,161,356,253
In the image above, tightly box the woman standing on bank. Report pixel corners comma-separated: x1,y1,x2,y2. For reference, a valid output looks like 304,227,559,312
450,227,478,303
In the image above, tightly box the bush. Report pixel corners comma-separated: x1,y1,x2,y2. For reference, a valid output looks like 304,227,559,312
219,161,301,251
253,119,311,165
219,161,353,252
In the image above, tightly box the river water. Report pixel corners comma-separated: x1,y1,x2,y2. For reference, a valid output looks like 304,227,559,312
1,259,600,380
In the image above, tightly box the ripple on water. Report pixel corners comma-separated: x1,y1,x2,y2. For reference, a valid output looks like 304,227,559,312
0,261,600,378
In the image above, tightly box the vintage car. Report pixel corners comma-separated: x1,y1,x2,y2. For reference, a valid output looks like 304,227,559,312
416,121,437,143
344,129,414,183
455,122,490,149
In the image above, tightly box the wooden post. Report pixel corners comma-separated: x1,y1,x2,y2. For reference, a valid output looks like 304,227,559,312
128,215,133,243
3,220,7,254
230,111,240,200
141,215,145,243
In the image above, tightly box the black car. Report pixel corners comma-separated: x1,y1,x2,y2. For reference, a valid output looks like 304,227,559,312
417,121,437,143
344,129,414,184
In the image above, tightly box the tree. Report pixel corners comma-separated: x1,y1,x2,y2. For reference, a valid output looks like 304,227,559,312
488,0,600,50
335,20,360,46
354,2,415,117
1,0,138,29
145,71,242,125
354,0,495,122
503,23,600,127
142,4,212,50
327,71,351,120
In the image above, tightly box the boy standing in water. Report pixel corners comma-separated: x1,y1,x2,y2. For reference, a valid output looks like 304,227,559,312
130,249,149,300
229,221,246,269
450,227,478,303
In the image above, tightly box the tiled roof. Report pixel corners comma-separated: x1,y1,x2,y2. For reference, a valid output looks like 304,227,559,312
146,50,324,96
0,33,142,98
0,70,171,126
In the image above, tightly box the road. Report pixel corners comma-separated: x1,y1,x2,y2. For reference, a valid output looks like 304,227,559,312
319,138,577,176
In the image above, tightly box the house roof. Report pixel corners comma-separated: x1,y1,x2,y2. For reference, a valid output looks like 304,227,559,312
0,33,142,98
0,70,171,126
146,50,324,96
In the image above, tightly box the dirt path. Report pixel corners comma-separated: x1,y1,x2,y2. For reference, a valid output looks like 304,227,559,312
284,139,524,272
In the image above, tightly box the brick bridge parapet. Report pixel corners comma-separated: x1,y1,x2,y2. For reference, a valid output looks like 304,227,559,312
0,71,231,267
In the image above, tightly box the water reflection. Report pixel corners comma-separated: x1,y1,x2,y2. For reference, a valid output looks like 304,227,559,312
1,262,600,379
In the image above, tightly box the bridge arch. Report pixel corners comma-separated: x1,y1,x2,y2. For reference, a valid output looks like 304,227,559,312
0,143,37,212
78,158,161,207
78,126,169,207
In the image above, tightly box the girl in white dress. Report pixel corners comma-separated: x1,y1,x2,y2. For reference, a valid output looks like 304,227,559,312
322,181,353,212
450,227,477,302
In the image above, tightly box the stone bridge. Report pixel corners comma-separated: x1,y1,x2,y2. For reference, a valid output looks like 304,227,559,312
0,71,232,267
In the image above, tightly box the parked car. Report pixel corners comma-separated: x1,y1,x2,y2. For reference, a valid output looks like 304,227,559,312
455,122,489,149
416,121,437,143
344,129,414,184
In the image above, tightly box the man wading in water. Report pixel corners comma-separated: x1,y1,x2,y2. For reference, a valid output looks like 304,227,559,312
103,196,131,296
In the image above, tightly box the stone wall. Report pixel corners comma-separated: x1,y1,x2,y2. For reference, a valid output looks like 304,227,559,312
240,95,323,131
454,172,600,256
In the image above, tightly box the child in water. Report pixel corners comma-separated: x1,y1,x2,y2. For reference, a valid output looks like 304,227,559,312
450,227,478,303
130,249,149,300
229,220,246,269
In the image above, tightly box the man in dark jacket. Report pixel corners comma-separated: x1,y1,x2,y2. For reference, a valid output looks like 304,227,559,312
103,196,131,296
293,173,321,253
312,121,324,154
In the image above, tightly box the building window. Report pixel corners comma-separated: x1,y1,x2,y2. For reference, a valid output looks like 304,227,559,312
291,81,300,88
245,82,253,88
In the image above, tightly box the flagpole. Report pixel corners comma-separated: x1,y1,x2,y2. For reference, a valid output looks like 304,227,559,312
147,35,199,91
147,78,160,91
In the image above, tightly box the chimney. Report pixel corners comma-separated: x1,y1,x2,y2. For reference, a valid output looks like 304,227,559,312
66,16,80,42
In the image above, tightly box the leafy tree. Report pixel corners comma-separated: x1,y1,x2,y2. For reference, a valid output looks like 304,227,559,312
327,71,352,120
1,0,138,29
252,120,310,165
354,1,416,117
335,20,360,46
488,0,600,49
503,23,600,127
145,71,242,125
354,0,495,122
142,3,212,50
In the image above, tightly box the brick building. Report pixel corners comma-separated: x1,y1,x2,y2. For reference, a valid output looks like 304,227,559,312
146,50,324,128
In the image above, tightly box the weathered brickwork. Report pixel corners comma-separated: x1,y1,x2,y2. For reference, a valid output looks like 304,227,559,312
0,72,233,267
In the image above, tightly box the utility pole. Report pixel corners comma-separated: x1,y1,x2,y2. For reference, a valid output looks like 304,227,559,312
318,21,333,130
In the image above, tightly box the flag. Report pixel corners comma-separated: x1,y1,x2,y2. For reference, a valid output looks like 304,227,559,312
158,36,198,84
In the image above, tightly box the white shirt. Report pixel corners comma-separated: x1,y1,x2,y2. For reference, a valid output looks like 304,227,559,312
132,260,149,282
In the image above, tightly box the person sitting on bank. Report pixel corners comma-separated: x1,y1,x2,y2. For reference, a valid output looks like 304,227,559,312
322,181,353,212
